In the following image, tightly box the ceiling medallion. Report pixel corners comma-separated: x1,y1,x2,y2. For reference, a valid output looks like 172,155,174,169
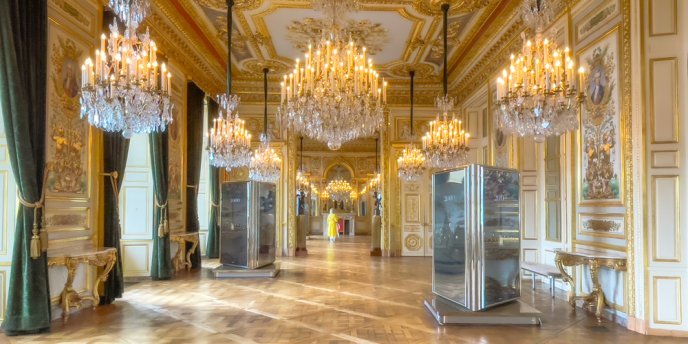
421,3,470,169
397,71,426,182
495,0,584,143
249,68,282,183
80,0,173,138
208,0,252,170
278,0,388,151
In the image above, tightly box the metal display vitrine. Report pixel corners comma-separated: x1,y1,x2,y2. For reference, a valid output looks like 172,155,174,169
432,164,521,311
220,181,277,269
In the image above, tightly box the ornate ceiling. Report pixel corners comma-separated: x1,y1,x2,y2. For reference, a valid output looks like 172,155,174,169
147,0,525,105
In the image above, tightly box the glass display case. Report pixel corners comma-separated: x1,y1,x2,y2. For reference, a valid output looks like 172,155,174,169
220,181,277,269
433,164,520,311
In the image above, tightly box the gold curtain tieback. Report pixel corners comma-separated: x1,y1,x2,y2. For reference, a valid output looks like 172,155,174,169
18,169,48,259
102,171,122,237
155,196,169,237
186,184,199,196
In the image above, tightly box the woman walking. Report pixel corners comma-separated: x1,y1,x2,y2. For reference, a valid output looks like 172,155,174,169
327,208,339,243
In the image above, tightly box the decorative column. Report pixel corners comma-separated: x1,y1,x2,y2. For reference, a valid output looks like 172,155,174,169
285,131,297,256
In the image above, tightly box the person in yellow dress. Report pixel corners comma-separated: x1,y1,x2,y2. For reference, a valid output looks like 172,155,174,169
327,208,339,243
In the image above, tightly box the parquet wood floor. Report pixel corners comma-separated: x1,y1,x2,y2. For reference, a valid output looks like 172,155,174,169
2,236,684,343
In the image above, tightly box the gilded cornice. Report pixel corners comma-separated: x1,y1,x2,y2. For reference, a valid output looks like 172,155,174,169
146,12,223,93
451,20,523,103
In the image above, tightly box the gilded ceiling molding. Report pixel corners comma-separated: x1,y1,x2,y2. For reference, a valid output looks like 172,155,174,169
446,0,520,81
451,20,523,103
193,0,262,11
412,0,491,16
146,13,224,93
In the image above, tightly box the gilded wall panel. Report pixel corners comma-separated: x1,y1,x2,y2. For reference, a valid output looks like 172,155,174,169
45,22,91,199
577,27,623,206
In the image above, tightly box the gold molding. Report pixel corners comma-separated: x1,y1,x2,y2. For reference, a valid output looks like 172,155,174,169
577,212,625,239
573,239,626,252
521,190,539,241
652,276,682,325
648,0,678,37
650,175,680,263
650,150,680,169
649,57,679,144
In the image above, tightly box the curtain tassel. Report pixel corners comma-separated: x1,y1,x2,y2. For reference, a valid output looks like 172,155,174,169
18,171,48,259
155,196,169,237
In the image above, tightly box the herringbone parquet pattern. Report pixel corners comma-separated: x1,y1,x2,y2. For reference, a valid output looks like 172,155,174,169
3,236,682,343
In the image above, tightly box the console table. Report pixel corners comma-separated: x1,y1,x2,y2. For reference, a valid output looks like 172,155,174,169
47,247,117,321
554,248,627,322
170,232,199,271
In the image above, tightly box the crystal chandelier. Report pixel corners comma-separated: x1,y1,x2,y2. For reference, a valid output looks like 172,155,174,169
397,71,426,181
108,0,150,30
208,0,252,170
326,178,353,201
495,0,584,143
249,69,282,183
80,19,173,138
422,3,470,169
279,0,388,150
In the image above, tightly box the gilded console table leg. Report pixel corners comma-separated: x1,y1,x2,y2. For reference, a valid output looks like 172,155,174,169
91,252,117,308
172,238,184,271
185,236,199,270
60,259,82,321
555,254,576,307
588,261,605,323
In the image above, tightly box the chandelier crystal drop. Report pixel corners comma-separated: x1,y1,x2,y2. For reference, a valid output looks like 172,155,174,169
80,20,173,138
326,179,353,201
208,94,252,170
249,135,282,183
279,0,387,151
397,71,426,181
108,0,151,30
421,4,470,169
208,0,252,170
495,0,584,143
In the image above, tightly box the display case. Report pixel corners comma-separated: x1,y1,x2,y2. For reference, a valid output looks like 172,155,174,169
432,164,520,311
220,181,276,269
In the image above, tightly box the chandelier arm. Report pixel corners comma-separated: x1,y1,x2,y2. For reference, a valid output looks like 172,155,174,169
226,0,234,94
442,3,449,97
263,67,268,138
410,70,415,137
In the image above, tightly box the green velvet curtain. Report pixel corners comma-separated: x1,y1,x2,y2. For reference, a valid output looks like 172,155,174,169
101,132,129,304
205,99,220,258
185,82,204,268
0,0,51,335
150,132,171,280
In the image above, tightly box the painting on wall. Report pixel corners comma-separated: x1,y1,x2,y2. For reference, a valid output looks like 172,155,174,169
578,213,625,239
46,27,90,198
578,28,622,205
167,95,185,232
